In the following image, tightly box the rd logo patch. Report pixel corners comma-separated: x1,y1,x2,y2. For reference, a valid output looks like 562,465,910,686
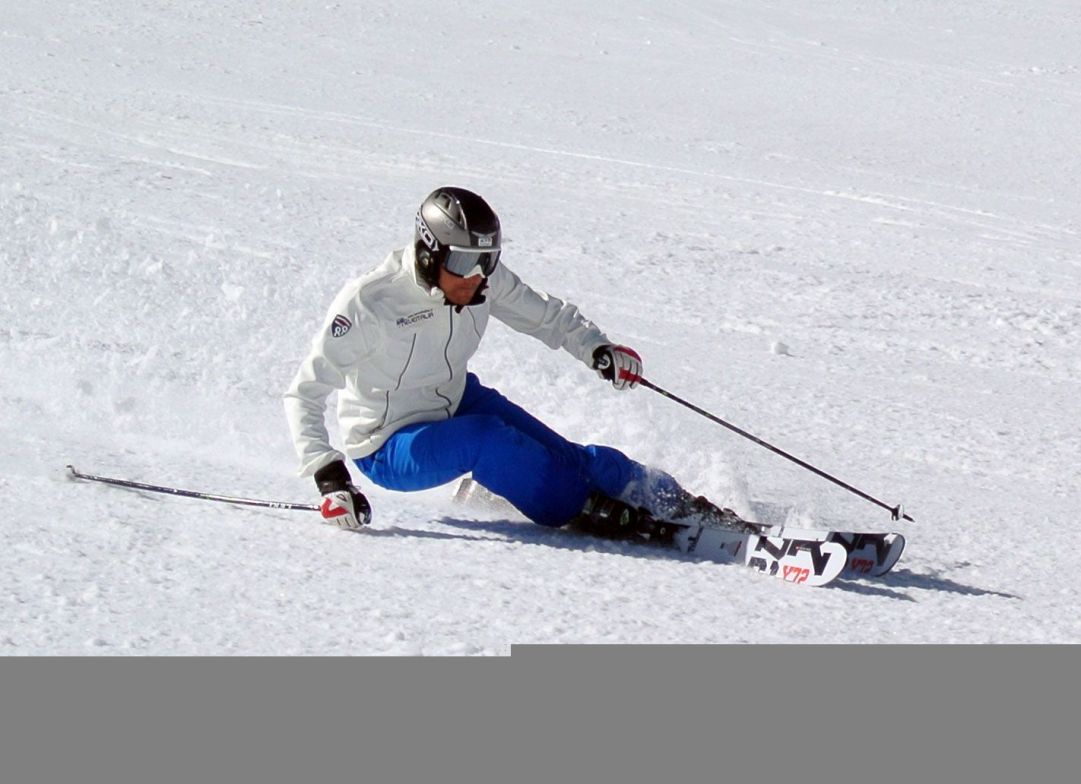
330,315,352,338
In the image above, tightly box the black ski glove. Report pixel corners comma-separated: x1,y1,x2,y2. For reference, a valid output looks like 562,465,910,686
314,460,372,529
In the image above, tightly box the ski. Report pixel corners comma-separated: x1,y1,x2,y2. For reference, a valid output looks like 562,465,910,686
616,513,897,586
454,477,847,587
452,477,903,582
573,503,848,587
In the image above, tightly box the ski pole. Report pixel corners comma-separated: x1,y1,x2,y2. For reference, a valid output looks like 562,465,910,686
66,465,319,512
637,379,914,522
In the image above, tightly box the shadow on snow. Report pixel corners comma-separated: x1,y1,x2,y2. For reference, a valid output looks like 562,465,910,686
418,517,1020,600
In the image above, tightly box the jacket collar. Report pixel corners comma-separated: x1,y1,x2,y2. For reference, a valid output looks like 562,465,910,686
403,244,444,300
402,244,488,311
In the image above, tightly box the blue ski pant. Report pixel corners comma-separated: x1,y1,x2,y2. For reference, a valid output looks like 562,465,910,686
355,373,644,526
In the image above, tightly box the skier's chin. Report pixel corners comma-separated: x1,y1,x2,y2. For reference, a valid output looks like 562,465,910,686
441,280,483,305
446,291,474,305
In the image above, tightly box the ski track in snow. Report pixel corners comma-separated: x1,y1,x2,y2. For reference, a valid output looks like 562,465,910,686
2,0,1080,651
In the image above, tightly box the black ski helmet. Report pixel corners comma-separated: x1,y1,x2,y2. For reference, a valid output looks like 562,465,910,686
414,187,502,288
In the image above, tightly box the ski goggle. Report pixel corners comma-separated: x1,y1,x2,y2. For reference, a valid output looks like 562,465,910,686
441,246,501,278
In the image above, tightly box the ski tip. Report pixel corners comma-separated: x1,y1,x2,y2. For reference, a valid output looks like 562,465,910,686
839,532,907,578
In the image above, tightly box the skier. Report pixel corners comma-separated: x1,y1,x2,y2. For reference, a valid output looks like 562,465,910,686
284,187,735,538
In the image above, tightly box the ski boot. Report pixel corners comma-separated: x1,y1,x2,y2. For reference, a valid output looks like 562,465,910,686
569,493,679,544
669,493,759,534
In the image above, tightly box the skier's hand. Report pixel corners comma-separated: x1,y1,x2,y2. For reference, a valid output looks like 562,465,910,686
314,460,372,529
592,344,643,391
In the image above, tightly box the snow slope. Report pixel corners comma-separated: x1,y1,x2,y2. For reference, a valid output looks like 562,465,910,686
2,0,1079,652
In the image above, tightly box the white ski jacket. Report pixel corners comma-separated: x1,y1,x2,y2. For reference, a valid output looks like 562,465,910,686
284,246,611,476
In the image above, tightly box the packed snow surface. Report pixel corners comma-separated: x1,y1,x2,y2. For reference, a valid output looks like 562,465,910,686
3,1,1080,652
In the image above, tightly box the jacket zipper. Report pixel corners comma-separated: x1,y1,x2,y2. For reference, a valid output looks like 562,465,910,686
437,308,454,417
376,334,418,430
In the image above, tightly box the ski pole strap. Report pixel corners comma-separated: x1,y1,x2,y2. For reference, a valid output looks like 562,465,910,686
637,380,914,523
66,465,320,512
